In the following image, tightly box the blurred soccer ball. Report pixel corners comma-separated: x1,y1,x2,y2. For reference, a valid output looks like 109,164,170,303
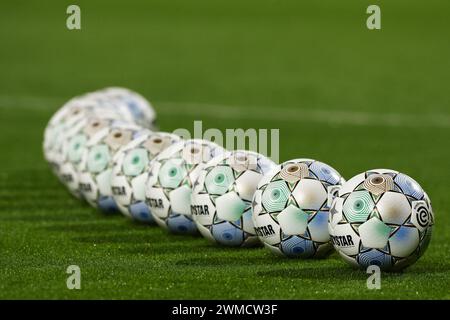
59,116,123,199
77,120,146,212
43,87,157,179
145,139,226,234
110,131,181,222
252,159,345,258
43,97,106,177
192,150,276,247
93,87,157,130
328,169,434,271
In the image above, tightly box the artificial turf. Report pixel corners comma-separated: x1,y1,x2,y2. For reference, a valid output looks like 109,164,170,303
0,0,449,299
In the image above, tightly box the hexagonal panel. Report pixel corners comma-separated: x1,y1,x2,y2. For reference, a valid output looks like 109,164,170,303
211,221,244,246
129,201,153,222
279,162,308,183
216,191,246,222
104,128,133,151
261,180,290,212
342,190,374,223
98,196,118,213
182,141,207,164
377,191,411,225
167,214,197,234
144,133,180,156
389,226,419,258
204,165,235,195
309,161,342,185
235,170,263,201
123,148,148,176
292,178,327,211
67,134,87,163
87,144,110,173
359,217,392,249
158,158,187,189
394,173,424,200
280,236,315,258
227,151,258,172
357,249,392,270
308,211,330,243
277,205,309,236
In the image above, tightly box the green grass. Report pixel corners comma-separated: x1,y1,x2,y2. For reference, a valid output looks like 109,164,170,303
0,0,449,299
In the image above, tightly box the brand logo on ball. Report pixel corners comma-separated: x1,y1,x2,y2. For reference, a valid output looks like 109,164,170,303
412,201,430,228
254,225,276,237
330,235,355,247
191,205,210,216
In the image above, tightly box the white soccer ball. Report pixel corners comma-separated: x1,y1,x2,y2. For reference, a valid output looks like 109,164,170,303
145,139,226,234
94,87,157,130
59,116,123,199
110,131,181,222
192,150,276,247
43,97,107,178
328,169,434,271
252,159,345,258
77,120,146,212
43,87,157,179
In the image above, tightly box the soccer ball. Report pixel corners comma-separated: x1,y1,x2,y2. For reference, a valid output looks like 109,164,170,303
252,159,345,258
145,139,226,234
77,119,146,212
328,169,434,271
110,131,181,222
44,88,156,178
192,150,276,247
59,116,124,199
93,87,157,130
43,97,107,177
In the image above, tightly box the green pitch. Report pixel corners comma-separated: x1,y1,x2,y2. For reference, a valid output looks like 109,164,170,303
0,0,449,299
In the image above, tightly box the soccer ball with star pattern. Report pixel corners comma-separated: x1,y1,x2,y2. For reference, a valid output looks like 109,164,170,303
328,169,434,271
77,120,146,212
44,87,157,180
191,150,276,247
110,131,181,223
145,139,226,234
252,159,345,258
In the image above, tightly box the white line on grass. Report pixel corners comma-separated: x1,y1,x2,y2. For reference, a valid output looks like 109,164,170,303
1,95,449,129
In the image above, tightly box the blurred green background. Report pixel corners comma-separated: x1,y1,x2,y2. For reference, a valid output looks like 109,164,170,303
0,0,449,299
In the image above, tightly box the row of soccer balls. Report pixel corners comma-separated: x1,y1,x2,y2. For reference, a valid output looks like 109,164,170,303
44,88,434,272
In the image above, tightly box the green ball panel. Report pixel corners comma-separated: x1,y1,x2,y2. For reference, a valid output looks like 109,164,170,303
123,148,149,177
87,144,110,174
